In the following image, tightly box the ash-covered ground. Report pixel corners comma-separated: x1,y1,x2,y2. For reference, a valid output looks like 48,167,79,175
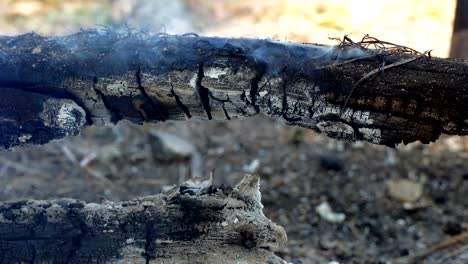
1,116,467,263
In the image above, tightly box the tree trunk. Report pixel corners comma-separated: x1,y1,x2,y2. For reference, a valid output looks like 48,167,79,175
0,174,287,264
1,31,468,149
450,0,468,59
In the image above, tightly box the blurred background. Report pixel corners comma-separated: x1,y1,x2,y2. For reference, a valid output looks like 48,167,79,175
0,0,456,56
0,0,467,263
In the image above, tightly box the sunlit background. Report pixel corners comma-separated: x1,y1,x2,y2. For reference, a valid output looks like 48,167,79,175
0,0,456,57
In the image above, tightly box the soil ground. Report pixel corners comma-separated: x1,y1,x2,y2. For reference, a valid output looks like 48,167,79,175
2,117,468,263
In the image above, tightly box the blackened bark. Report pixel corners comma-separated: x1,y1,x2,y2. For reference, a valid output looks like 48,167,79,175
1,30,468,148
0,174,287,264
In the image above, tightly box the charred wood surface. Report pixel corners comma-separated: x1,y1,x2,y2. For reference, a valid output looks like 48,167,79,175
1,31,468,148
0,174,287,264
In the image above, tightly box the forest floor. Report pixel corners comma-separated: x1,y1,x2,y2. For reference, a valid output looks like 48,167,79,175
1,116,468,263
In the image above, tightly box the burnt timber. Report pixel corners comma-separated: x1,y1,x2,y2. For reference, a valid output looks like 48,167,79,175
1,30,468,148
0,174,287,264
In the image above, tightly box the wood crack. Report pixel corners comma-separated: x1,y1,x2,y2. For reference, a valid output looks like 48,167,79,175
143,207,156,264
281,80,301,122
196,64,213,120
136,68,167,121
170,84,192,119
249,64,265,113
64,205,87,263
93,76,122,124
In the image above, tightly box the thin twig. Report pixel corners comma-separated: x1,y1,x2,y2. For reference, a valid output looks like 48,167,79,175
331,34,423,56
317,54,377,69
340,54,425,115
395,231,468,263
437,243,468,264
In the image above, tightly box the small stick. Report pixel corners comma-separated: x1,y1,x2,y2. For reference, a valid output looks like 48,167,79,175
317,54,377,69
395,231,468,263
340,54,425,115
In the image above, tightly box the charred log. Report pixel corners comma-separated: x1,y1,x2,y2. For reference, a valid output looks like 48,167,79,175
0,174,287,264
1,30,468,148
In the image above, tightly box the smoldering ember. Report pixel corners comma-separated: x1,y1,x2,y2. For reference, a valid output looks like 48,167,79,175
0,30,468,263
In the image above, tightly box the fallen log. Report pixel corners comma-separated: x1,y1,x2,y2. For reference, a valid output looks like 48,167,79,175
1,30,468,148
0,174,287,264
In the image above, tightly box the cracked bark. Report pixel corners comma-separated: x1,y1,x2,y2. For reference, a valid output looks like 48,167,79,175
1,30,468,149
170,84,192,118
196,63,213,120
0,174,287,264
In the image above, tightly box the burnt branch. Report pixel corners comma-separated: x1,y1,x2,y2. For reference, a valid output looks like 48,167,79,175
1,30,468,148
0,174,287,264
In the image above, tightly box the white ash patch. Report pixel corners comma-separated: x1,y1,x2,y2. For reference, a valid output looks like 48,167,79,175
94,73,139,96
41,99,86,134
18,134,32,143
204,67,228,79
259,90,268,97
57,102,86,133
358,128,382,144
107,81,127,93
312,99,374,125
189,73,197,88
102,80,137,96
341,108,373,125
312,102,340,118
84,203,102,210
125,238,135,245
316,121,355,141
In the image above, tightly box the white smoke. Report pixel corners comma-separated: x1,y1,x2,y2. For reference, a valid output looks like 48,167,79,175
246,39,371,75
111,0,196,34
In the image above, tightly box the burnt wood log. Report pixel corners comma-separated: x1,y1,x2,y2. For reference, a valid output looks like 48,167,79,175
1,30,468,148
0,174,287,264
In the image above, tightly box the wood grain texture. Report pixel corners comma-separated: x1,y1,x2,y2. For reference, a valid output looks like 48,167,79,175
1,30,468,148
0,174,287,264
